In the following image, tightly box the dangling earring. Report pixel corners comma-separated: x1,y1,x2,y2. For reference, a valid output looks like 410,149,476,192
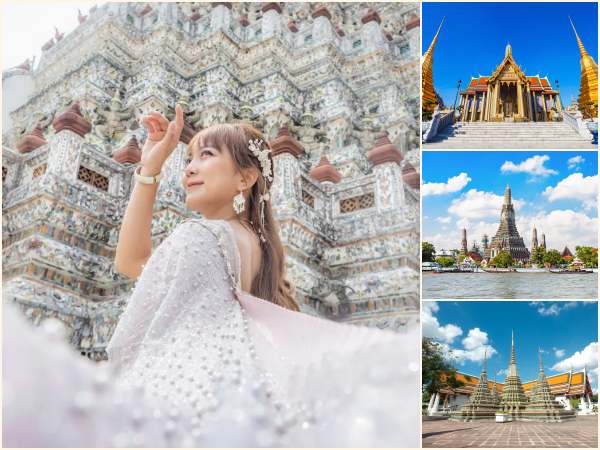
233,190,245,214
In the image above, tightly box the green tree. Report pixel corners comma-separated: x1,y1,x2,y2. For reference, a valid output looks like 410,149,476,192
531,247,546,266
435,256,455,268
422,242,436,263
422,338,464,401
490,251,513,268
575,246,598,268
543,249,563,268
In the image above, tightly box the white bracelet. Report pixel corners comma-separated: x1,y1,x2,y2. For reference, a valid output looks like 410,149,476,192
134,165,162,184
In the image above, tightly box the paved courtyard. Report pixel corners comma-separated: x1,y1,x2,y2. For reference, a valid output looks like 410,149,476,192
422,415,599,448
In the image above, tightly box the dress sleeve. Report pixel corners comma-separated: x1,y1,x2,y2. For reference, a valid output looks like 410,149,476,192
105,219,239,373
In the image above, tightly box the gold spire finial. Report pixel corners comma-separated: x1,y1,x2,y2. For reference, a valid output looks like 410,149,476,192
569,16,598,118
422,17,445,115
569,16,589,58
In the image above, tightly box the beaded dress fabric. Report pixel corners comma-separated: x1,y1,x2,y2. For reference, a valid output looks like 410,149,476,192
102,218,421,447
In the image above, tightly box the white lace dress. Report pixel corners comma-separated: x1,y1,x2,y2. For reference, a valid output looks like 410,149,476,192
3,218,420,447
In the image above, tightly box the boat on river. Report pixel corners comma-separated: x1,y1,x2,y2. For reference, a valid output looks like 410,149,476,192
482,267,517,273
548,268,594,274
514,268,548,273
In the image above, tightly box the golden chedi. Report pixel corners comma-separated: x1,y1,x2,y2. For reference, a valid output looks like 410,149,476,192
569,17,598,118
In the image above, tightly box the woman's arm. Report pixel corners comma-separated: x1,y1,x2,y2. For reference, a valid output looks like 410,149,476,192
114,105,184,278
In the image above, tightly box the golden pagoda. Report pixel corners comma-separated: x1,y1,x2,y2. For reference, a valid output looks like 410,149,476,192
569,17,598,118
422,18,444,116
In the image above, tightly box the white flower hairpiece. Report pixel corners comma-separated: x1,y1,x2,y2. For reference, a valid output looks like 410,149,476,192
248,138,272,243
248,138,273,182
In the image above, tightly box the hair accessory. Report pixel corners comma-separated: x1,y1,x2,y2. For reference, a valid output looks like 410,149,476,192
248,138,273,182
247,138,273,243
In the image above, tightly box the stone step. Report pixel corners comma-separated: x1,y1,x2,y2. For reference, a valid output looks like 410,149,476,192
424,140,596,149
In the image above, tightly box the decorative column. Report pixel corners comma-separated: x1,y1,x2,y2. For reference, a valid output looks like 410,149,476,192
480,91,487,121
360,8,386,52
516,82,524,120
261,3,282,39
541,94,548,121
525,84,532,120
367,131,405,214
210,2,232,33
470,94,477,122
48,102,92,180
269,125,305,217
311,6,334,44
489,84,497,120
484,84,492,120
532,92,538,121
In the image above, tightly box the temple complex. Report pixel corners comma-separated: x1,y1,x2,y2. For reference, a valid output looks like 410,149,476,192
496,331,529,421
421,18,444,115
484,185,530,263
521,351,577,422
569,17,598,118
459,44,563,123
2,2,420,359
450,353,499,422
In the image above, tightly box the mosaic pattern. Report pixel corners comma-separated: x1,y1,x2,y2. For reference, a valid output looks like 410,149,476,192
2,2,419,357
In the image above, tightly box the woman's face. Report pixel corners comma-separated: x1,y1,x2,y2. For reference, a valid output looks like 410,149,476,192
181,142,242,218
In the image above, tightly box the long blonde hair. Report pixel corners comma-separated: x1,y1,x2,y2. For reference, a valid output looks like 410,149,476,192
188,123,299,312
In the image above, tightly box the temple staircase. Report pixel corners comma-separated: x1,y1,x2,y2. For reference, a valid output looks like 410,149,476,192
424,121,596,149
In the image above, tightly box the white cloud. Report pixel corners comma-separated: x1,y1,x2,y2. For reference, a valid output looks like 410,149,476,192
497,368,509,377
529,301,579,316
450,328,497,364
448,189,525,220
551,342,598,389
422,172,471,197
543,173,598,210
436,216,452,224
518,209,598,250
422,302,463,344
500,154,558,177
422,303,497,366
553,348,566,358
567,155,585,170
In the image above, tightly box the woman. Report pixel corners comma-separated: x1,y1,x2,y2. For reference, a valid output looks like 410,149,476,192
106,105,420,447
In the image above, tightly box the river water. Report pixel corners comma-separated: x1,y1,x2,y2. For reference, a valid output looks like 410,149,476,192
422,272,598,299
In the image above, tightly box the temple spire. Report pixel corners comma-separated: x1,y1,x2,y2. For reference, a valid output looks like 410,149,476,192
483,348,488,375
510,330,516,365
505,42,512,58
421,17,445,114
538,348,544,374
504,184,512,205
569,16,589,58
568,16,598,118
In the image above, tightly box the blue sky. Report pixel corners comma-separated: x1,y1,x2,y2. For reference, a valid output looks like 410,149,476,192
423,2,599,108
423,301,599,391
423,151,598,253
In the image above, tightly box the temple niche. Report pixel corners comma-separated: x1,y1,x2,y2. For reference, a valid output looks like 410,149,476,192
2,2,420,359
459,44,563,123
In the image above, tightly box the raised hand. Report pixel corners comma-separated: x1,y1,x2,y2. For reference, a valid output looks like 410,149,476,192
139,104,184,175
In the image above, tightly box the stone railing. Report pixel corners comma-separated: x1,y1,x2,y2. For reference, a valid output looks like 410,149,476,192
562,111,594,141
423,109,454,142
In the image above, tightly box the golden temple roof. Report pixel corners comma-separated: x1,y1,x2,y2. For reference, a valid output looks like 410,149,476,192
569,16,598,117
441,370,592,397
422,18,444,114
